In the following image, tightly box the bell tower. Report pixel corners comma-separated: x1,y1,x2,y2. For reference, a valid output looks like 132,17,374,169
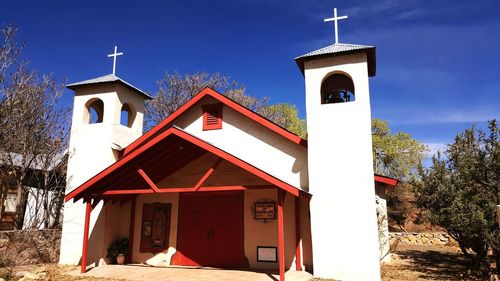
59,74,152,265
295,9,380,280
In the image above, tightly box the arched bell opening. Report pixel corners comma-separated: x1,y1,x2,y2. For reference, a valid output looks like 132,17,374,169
120,103,136,128
320,73,355,104
84,98,104,124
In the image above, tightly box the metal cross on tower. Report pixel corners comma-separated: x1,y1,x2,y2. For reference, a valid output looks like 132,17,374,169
324,8,348,44
107,46,124,75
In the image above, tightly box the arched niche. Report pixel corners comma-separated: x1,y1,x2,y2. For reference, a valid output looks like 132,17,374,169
120,103,136,128
320,73,355,104
84,98,104,124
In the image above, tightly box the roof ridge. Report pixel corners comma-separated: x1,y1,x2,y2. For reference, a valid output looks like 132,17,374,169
66,74,152,99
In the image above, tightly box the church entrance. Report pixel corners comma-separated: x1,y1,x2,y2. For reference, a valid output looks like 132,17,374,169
173,191,246,267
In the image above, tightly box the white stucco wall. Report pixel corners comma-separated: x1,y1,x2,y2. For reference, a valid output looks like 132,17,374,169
376,184,391,262
304,53,381,280
173,98,309,190
23,187,59,229
60,83,146,266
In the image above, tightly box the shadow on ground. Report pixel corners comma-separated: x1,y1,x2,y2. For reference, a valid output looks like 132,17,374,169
382,245,489,281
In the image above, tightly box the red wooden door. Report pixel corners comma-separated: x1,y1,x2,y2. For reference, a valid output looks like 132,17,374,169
174,191,246,267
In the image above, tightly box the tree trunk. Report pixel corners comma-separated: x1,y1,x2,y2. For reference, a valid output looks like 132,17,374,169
43,171,49,229
14,182,26,230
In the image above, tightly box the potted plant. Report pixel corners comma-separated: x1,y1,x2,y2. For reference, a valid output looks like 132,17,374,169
107,238,130,265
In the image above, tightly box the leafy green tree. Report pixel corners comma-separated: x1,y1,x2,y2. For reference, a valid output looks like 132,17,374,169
372,118,427,181
371,119,427,231
145,71,306,137
415,120,499,271
260,103,306,137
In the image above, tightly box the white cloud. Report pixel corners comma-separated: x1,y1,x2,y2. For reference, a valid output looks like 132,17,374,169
392,109,500,125
424,142,447,157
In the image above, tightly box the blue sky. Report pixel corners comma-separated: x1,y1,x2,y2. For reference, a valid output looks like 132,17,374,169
2,0,499,155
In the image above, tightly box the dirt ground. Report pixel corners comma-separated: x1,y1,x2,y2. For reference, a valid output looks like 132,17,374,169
1,244,491,281
382,244,491,281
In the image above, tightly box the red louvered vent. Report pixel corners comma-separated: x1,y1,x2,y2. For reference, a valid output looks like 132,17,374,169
202,103,223,130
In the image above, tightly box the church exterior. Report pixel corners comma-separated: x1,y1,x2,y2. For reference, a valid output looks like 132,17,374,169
59,42,397,281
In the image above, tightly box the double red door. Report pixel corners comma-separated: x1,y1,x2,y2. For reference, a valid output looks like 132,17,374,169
174,191,246,267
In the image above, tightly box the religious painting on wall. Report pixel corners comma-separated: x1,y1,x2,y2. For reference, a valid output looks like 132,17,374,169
140,203,171,253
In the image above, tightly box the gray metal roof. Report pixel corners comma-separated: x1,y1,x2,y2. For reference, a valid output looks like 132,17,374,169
66,74,153,99
295,43,376,77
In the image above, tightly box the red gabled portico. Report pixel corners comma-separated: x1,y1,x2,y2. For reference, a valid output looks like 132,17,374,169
66,126,310,281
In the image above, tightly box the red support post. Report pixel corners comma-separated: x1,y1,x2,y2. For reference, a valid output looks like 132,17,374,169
127,196,136,263
277,189,286,281
295,196,302,271
81,198,93,273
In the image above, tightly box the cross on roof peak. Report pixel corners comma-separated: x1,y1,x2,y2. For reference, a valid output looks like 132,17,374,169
324,8,348,44
107,46,124,75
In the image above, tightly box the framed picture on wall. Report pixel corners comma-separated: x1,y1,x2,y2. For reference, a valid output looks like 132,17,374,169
140,203,171,253
257,246,277,263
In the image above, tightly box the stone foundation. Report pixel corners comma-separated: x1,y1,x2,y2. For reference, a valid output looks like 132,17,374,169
0,229,61,265
390,232,457,246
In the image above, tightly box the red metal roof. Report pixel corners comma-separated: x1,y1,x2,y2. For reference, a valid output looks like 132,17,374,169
374,174,398,187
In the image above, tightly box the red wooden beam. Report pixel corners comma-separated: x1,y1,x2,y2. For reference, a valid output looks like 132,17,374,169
103,189,154,195
127,196,136,263
194,158,223,191
101,185,247,196
81,199,93,273
277,189,286,281
197,186,246,192
295,196,302,271
172,129,301,197
137,169,161,193
65,126,306,202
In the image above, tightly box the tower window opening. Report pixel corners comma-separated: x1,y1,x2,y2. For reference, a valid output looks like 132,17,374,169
120,103,135,128
321,73,355,104
85,99,104,124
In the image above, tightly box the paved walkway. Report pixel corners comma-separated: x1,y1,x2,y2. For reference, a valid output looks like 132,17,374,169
71,265,312,281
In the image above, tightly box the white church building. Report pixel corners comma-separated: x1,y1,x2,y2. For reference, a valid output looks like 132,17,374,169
59,11,398,281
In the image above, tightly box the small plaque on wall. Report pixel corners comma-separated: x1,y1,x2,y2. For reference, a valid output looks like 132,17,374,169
257,246,277,263
254,201,276,220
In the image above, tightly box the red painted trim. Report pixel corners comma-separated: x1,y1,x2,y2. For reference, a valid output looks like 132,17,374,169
65,127,178,201
101,185,247,196
121,87,307,157
277,190,286,281
194,158,222,191
65,127,304,202
295,196,302,271
202,103,223,131
81,199,92,273
127,196,136,263
137,169,161,192
172,129,301,197
102,189,154,195
374,175,398,187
